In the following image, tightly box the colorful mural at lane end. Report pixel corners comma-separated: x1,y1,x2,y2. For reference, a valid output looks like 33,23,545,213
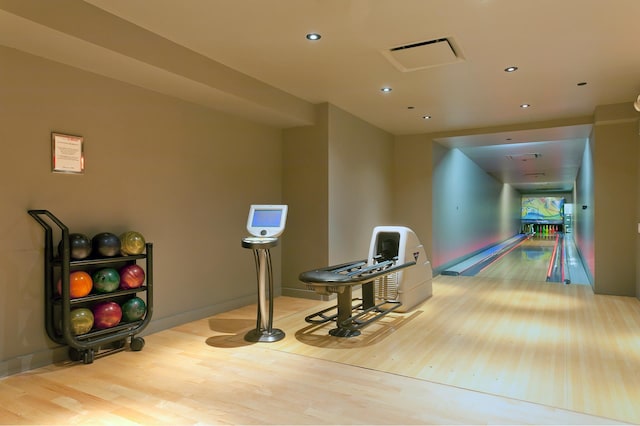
521,196,565,224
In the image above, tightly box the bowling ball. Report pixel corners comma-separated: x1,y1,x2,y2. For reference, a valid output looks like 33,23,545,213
120,231,146,255
69,308,94,335
119,264,145,289
92,268,120,293
57,233,92,260
92,232,121,257
57,271,93,299
92,301,122,329
121,297,147,322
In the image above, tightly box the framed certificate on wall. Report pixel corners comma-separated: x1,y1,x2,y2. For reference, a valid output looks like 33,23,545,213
51,132,84,174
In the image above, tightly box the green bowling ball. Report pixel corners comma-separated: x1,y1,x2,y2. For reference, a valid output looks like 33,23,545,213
92,268,120,293
121,297,146,322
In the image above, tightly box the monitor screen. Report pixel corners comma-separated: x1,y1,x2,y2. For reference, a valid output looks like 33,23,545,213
246,204,288,237
251,209,283,227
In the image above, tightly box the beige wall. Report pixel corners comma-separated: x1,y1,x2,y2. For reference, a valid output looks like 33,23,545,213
327,105,394,264
281,105,329,297
592,104,639,295
1,46,284,376
393,135,433,261
281,104,395,297
638,117,640,298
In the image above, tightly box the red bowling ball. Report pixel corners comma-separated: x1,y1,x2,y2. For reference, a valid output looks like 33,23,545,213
92,301,122,329
119,264,145,289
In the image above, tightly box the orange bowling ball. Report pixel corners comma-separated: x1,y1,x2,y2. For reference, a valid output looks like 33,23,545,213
57,271,93,299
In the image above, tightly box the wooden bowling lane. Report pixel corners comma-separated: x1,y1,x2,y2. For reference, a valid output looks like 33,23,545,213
476,235,558,281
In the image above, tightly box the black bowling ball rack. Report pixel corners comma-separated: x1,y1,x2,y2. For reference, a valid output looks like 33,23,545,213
28,210,153,364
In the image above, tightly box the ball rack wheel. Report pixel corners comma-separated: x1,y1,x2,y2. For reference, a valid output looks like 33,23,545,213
82,348,94,364
68,347,82,362
130,336,145,351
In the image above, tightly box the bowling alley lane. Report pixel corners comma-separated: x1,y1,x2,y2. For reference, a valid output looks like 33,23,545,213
475,235,559,282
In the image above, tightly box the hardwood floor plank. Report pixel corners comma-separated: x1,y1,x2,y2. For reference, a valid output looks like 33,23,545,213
268,276,640,423
0,276,637,425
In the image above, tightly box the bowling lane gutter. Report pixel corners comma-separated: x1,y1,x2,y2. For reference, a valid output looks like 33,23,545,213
447,233,533,277
545,234,559,281
470,234,533,276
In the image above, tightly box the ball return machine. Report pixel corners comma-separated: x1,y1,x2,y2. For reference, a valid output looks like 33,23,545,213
299,226,432,337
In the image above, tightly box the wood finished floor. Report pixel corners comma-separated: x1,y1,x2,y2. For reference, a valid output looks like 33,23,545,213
1,275,639,425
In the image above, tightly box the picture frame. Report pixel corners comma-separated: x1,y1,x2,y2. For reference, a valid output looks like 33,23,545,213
51,132,84,174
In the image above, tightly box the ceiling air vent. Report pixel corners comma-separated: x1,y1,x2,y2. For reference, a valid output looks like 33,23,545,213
381,37,463,72
505,153,542,161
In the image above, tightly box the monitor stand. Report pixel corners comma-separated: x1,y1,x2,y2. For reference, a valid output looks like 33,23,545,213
241,236,285,343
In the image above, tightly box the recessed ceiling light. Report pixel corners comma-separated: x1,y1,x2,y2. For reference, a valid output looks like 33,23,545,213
504,66,518,72
520,103,531,108
381,87,392,93
422,115,432,120
305,33,321,41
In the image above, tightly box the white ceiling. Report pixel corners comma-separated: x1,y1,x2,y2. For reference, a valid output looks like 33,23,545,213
2,0,640,192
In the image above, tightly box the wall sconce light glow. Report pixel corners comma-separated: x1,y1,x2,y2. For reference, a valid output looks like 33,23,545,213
504,66,518,72
381,87,392,93
520,103,531,108
305,33,321,41
422,115,432,120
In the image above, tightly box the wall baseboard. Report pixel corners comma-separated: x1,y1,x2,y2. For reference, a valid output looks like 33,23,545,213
0,345,68,379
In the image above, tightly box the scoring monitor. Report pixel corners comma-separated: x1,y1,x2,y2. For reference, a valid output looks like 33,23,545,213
246,204,288,238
